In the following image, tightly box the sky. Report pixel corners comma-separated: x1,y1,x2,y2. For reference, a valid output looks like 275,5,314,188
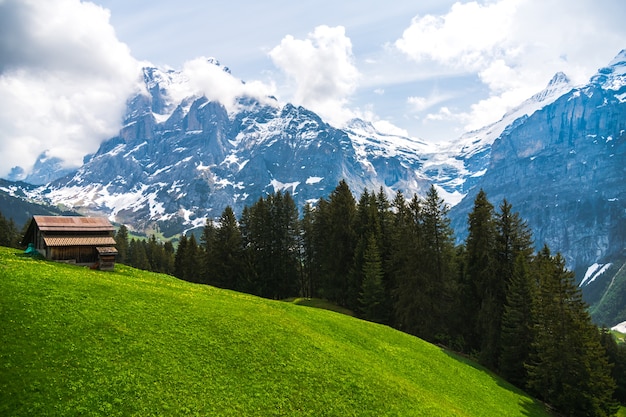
1,0,626,180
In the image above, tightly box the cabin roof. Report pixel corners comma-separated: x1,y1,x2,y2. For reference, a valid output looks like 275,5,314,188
21,215,117,247
43,236,117,247
32,215,114,232
96,246,119,255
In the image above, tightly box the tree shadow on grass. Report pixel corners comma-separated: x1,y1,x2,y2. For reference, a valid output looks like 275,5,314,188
441,349,553,417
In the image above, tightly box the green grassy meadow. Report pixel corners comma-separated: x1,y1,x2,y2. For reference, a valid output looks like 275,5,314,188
0,246,551,416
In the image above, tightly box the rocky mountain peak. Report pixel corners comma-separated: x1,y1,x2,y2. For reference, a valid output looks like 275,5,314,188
549,71,571,85
590,50,626,89
608,49,626,68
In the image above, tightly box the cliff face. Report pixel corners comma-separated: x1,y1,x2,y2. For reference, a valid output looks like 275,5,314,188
451,51,626,281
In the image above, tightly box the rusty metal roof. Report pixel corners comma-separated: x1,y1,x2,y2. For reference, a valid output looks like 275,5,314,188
33,216,114,232
43,236,117,247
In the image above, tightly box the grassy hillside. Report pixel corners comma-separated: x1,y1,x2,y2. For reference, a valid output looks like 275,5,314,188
0,246,551,416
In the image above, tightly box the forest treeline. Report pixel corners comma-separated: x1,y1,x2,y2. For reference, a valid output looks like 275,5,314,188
1,180,625,416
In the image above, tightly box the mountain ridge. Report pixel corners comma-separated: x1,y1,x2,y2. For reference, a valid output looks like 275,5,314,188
0,54,596,236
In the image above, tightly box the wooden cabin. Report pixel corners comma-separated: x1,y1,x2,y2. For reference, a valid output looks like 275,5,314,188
22,216,118,271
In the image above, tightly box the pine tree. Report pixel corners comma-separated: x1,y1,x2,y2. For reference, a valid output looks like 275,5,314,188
0,212,9,247
299,203,316,298
352,190,382,313
499,254,535,387
463,189,498,361
496,200,535,381
214,206,243,291
269,191,300,299
421,185,457,342
599,327,626,405
128,238,150,270
314,180,357,307
145,235,161,272
527,247,617,417
0,213,20,248
174,234,188,280
114,225,129,264
182,234,201,282
199,218,217,285
162,240,175,274
359,234,387,323
392,193,428,337
496,200,534,271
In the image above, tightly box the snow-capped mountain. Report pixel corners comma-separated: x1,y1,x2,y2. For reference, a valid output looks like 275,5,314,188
23,61,438,235
449,50,626,322
16,55,574,238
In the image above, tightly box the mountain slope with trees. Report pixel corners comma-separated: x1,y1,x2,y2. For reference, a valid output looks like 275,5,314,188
156,182,622,417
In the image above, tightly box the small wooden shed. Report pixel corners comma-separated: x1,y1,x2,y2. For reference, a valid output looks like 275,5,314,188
22,215,118,271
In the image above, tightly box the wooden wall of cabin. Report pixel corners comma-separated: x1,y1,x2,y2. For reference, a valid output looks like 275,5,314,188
48,246,98,263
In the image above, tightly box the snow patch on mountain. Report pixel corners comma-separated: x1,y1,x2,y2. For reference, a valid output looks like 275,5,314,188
580,263,613,287
306,176,323,185
612,322,626,334
270,179,300,194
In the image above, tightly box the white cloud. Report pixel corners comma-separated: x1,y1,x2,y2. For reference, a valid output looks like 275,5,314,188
372,120,409,137
175,58,277,113
395,0,521,71
407,89,456,113
395,0,626,132
0,0,141,178
425,107,456,122
269,25,360,126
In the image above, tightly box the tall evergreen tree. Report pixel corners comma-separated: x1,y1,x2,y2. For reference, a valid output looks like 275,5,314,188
374,188,395,321
162,240,175,274
599,327,626,405
269,191,300,299
499,254,535,387
496,200,534,272
463,189,498,361
128,238,150,271
527,247,617,417
420,185,457,342
0,213,20,248
359,234,387,323
181,234,201,282
214,206,244,291
174,234,188,280
199,218,217,285
392,193,428,337
314,180,357,307
496,200,535,380
145,235,166,272
352,190,382,313
114,224,130,264
299,203,316,298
